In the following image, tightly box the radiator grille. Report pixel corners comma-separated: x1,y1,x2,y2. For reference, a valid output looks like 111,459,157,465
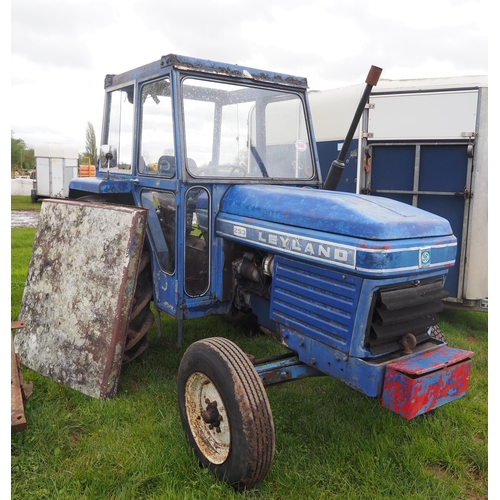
270,257,361,349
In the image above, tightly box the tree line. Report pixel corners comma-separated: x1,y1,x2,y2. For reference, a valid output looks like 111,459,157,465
11,122,98,173
11,135,35,171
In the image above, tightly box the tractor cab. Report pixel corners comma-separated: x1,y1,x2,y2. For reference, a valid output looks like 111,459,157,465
69,54,321,326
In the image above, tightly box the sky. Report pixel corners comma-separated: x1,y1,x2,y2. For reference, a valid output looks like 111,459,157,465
8,0,491,154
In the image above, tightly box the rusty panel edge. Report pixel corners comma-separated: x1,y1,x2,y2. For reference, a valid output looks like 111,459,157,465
15,200,148,399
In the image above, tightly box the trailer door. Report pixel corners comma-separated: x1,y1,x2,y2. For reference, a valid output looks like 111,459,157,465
35,157,50,197
50,157,65,197
360,89,482,306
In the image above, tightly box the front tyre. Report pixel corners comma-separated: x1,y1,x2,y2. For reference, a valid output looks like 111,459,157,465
177,337,275,491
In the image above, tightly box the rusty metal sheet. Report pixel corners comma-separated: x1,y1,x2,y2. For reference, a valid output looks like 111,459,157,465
14,199,148,399
12,322,28,433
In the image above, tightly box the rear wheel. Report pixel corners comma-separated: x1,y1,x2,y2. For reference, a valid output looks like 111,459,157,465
123,249,155,363
429,325,447,343
177,337,275,491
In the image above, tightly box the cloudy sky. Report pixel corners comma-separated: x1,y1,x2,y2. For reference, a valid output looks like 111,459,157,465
9,0,490,153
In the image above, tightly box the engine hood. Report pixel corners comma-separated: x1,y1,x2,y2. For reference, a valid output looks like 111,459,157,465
216,185,456,277
218,185,452,240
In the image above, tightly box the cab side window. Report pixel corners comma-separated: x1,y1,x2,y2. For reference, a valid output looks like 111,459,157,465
139,78,175,176
106,86,134,171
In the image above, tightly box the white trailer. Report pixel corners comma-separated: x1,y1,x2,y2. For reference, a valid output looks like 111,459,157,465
309,75,488,312
32,143,79,202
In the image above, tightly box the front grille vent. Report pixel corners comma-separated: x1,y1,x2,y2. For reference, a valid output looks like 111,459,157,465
366,277,449,355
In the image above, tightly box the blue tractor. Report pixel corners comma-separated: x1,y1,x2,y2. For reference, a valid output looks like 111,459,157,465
67,55,472,490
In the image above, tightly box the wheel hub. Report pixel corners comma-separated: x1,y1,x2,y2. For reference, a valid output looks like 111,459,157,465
184,372,231,464
201,399,223,432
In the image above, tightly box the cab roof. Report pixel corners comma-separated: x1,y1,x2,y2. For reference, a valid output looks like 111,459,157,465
104,54,309,89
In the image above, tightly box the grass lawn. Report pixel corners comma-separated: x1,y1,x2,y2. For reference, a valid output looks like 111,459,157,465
10,205,488,499
11,195,42,211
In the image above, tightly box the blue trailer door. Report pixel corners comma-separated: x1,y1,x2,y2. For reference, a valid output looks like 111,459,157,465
316,140,471,299
356,87,483,306
310,80,487,310
366,142,471,300
316,139,359,193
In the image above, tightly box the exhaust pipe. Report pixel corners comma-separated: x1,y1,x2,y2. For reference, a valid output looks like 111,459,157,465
323,65,382,191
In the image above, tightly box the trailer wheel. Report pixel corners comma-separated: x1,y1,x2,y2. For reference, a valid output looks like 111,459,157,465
177,337,275,491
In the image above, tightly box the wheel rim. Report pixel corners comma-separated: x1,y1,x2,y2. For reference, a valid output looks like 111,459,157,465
184,372,231,464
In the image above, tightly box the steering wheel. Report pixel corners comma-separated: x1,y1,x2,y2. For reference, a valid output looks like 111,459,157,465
196,164,247,177
227,165,247,176
158,155,175,178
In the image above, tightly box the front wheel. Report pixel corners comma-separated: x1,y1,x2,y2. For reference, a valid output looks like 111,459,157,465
177,337,275,491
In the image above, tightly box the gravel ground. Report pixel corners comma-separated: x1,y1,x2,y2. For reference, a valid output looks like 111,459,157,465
11,211,40,228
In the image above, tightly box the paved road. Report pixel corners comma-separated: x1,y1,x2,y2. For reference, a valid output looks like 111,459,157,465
11,211,40,228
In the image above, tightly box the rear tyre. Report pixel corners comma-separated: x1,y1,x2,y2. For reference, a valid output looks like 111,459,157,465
429,325,447,343
123,249,154,363
177,337,275,491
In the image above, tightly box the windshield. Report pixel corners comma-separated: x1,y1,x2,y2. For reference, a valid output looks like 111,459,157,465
182,78,314,180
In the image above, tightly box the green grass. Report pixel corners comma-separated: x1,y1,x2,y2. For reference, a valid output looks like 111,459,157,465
10,226,488,499
11,227,37,320
11,195,42,211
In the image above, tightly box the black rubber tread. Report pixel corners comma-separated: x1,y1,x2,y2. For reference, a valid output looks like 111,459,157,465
129,272,153,322
429,325,447,343
123,249,154,360
206,337,275,489
126,307,155,350
178,337,275,491
123,335,150,364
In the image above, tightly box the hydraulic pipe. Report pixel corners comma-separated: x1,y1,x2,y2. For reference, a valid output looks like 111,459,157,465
323,65,382,191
